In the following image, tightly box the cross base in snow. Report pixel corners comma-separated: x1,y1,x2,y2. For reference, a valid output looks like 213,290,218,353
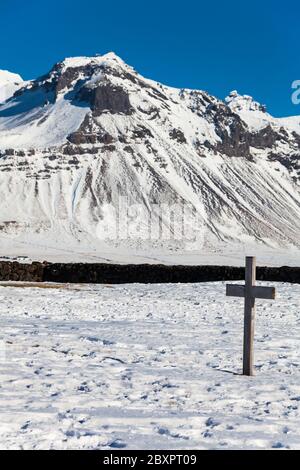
226,256,276,376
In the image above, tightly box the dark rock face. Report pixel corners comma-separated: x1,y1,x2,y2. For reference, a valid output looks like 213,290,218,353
15,61,135,118
186,90,214,115
54,65,94,97
205,103,251,158
249,125,282,149
78,83,134,116
101,145,116,152
292,132,300,149
5,149,15,156
195,102,292,158
63,145,85,155
132,125,154,140
169,128,187,144
67,114,115,145
35,63,96,99
67,132,98,145
124,145,134,154
268,152,300,172
67,132,114,145
186,92,292,158
101,65,169,103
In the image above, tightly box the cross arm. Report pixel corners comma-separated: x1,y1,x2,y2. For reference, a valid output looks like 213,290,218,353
253,285,276,300
226,284,276,300
226,284,245,298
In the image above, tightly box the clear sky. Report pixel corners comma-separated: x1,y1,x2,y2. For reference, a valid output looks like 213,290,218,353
0,0,299,116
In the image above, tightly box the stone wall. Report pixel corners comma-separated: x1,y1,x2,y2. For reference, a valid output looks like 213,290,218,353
0,261,45,282
0,261,300,284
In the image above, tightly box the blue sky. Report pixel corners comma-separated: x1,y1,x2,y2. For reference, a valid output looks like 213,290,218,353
0,0,299,116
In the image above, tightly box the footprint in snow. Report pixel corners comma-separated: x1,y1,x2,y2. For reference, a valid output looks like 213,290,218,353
108,439,127,449
272,442,287,449
84,336,102,343
101,356,126,365
205,417,220,428
77,383,91,393
82,351,97,358
20,421,31,431
103,339,115,346
82,336,115,346
157,426,189,440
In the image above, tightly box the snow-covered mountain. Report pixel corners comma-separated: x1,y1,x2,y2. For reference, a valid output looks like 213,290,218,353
0,53,299,264
0,70,24,103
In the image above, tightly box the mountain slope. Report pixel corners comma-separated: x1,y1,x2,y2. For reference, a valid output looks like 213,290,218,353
0,53,299,264
0,70,24,103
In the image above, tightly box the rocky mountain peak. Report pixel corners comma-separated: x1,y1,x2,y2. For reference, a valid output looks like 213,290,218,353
32,52,128,97
225,90,267,114
61,52,125,70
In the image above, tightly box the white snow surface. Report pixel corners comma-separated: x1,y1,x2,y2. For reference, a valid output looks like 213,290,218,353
60,52,126,72
226,90,300,133
0,70,23,104
0,281,300,450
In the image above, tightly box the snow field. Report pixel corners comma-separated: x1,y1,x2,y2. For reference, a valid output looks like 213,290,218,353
0,281,300,449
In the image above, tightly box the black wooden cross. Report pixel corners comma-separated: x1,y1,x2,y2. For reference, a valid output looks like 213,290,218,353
226,256,276,376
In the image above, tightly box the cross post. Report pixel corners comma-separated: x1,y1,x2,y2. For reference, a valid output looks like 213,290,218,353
226,256,276,376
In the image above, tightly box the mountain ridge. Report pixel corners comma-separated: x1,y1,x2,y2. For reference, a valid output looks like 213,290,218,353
0,53,299,263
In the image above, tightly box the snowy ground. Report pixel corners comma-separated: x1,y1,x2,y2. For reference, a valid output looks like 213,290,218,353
1,235,300,267
0,281,300,450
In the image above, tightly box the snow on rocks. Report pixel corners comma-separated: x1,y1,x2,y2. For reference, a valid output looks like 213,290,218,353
59,52,127,73
225,91,271,131
0,281,300,449
226,90,300,134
